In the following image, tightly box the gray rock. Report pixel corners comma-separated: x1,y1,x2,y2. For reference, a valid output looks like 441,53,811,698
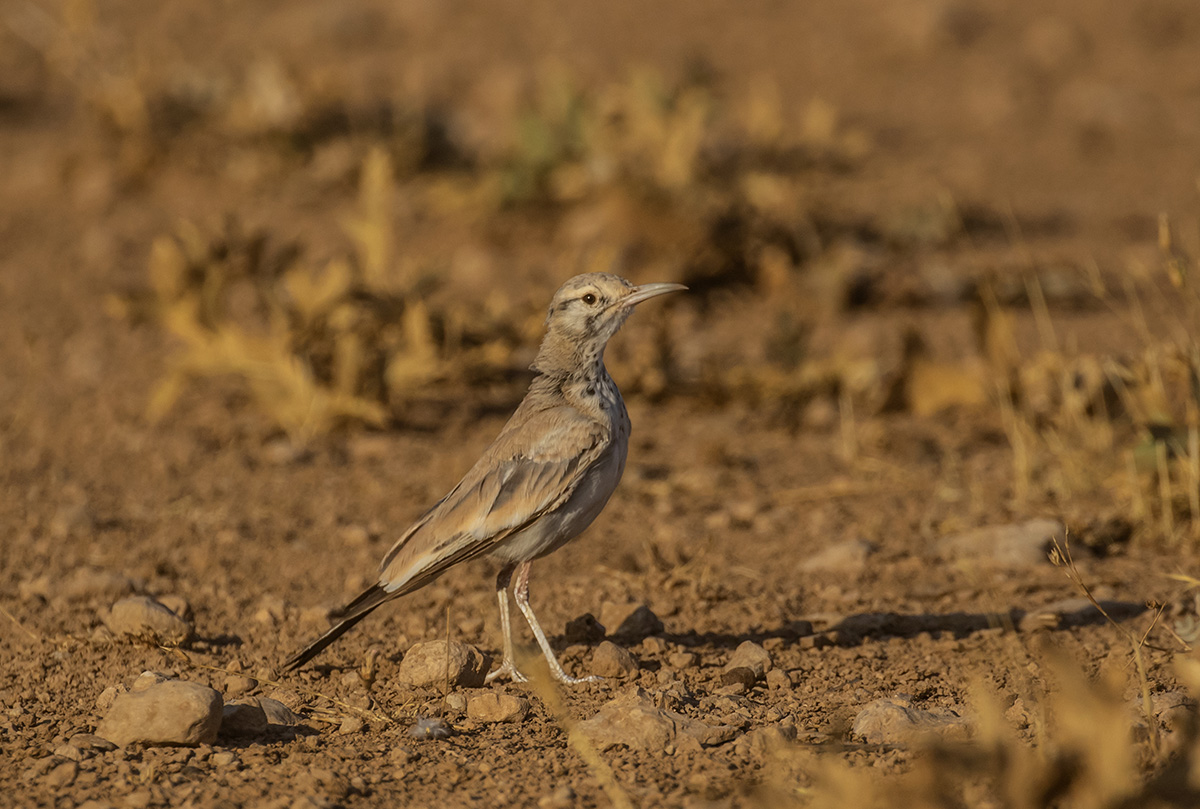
220,701,269,737
68,734,116,753
851,697,970,744
107,596,192,646
591,641,638,678
938,519,1064,566
257,697,302,727
563,613,606,644
801,538,876,572
579,688,737,752
725,641,772,678
668,652,698,670
397,640,491,689
720,667,757,688
599,603,664,639
95,685,127,712
96,680,223,747
466,691,530,723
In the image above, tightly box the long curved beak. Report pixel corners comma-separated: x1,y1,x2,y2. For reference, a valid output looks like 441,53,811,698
621,282,688,308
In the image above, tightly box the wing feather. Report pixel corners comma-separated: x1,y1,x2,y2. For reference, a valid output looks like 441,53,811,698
377,405,607,593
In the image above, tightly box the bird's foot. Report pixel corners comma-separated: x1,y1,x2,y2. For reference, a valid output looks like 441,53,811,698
485,660,529,684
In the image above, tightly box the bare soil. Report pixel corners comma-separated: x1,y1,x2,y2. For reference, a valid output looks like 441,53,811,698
3,1,1200,807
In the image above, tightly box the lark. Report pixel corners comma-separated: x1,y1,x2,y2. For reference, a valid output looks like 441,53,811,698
283,273,685,683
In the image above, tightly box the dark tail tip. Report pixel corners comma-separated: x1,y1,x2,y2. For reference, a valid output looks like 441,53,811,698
280,585,390,672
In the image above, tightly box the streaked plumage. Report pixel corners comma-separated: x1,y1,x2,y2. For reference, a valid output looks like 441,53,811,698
282,273,685,682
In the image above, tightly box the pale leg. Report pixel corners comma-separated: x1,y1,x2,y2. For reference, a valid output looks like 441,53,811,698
512,560,598,684
485,564,528,684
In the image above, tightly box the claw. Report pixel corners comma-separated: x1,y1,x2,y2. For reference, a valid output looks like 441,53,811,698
485,660,529,684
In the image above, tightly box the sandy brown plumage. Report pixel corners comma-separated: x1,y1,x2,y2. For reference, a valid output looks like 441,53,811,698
282,273,685,681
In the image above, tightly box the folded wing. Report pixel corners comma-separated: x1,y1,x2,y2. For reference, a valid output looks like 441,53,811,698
376,406,608,594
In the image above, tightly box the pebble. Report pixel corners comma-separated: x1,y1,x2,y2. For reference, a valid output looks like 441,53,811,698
563,613,606,643
668,652,698,670
538,785,577,808
69,733,117,753
131,671,172,692
720,667,757,689
210,751,238,768
338,716,364,735
579,688,737,752
938,519,1064,566
765,669,791,690
851,696,970,744
220,701,269,737
95,686,127,713
725,641,772,678
599,603,664,639
107,596,192,646
591,641,639,678
44,758,79,788
397,640,490,689
224,674,258,697
466,691,530,723
95,680,223,747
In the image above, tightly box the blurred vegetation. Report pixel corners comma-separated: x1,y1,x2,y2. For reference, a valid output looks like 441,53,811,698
53,0,1193,546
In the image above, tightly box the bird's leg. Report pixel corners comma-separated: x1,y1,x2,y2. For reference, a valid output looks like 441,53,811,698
485,563,527,684
512,560,599,685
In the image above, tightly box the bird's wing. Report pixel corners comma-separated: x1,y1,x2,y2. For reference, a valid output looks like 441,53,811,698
376,405,608,594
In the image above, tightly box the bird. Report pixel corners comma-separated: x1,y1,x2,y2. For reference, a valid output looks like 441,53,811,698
282,272,686,683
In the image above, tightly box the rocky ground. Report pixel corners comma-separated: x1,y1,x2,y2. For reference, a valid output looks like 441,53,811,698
4,1,1200,807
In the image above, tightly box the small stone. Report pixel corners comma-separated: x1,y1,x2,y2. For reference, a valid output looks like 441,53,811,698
257,697,302,727
396,640,491,689
563,613,606,644
155,595,193,623
579,688,737,752
224,675,257,697
44,758,78,788
766,669,791,690
69,733,117,753
95,680,223,747
744,723,797,756
54,744,82,761
591,641,639,678
210,751,238,768
642,636,668,654
108,596,192,646
466,692,530,723
801,538,876,572
725,641,772,678
721,667,758,688
852,697,970,744
599,603,664,639
443,693,467,714
220,702,269,737
668,652,698,670
95,686,127,712
338,716,364,735
131,671,172,692
938,519,1064,566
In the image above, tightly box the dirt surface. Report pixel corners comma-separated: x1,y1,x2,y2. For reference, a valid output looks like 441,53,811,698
4,1,1200,807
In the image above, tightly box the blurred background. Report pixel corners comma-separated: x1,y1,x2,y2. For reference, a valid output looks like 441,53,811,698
5,1,1200,804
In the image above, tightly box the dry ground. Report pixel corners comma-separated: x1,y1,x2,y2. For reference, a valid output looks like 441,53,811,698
4,1,1200,807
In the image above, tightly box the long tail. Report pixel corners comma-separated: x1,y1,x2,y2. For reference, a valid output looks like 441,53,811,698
281,584,392,672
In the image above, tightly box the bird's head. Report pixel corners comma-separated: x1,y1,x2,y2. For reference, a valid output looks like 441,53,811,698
533,272,686,376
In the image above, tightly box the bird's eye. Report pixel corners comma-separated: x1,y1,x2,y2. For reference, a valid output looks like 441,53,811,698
581,293,598,305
